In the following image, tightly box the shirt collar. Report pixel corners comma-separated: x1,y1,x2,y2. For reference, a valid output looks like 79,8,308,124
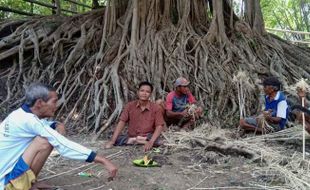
136,100,151,111
274,91,280,100
174,90,188,97
21,104,32,113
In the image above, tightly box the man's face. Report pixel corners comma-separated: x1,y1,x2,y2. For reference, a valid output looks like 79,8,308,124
38,91,58,118
137,85,152,101
177,85,189,94
263,85,275,95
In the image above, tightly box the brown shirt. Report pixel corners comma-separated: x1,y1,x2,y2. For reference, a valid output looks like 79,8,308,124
120,100,165,137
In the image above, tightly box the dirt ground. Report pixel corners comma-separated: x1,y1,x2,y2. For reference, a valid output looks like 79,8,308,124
39,134,275,190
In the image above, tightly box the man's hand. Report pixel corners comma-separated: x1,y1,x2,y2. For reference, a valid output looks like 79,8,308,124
297,88,306,98
181,110,190,118
144,141,154,152
104,160,118,180
104,141,115,149
263,110,272,120
56,123,66,135
94,156,118,180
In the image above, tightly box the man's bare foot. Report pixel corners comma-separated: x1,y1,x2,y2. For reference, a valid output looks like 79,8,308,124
126,137,137,144
30,181,54,190
104,141,114,149
136,136,147,144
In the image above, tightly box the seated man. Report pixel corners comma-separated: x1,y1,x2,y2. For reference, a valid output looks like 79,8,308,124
164,77,202,129
239,76,288,133
0,83,117,190
105,81,164,152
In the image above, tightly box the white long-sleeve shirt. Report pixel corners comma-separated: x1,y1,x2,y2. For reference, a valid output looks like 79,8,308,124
0,105,96,189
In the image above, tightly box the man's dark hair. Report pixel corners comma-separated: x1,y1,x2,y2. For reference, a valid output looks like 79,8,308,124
25,83,56,107
138,81,154,92
262,76,282,91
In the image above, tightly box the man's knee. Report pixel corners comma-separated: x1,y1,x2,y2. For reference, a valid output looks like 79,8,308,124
32,137,53,151
22,137,52,165
239,119,245,126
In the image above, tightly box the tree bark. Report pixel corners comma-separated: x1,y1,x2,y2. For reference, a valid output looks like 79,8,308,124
245,0,266,35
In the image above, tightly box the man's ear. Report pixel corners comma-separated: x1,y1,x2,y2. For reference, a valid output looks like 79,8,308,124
33,99,44,108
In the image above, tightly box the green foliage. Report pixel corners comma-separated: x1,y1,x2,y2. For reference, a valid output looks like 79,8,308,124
0,0,93,19
0,0,34,19
261,0,310,41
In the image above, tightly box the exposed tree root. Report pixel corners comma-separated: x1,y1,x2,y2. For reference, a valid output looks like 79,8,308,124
0,0,309,140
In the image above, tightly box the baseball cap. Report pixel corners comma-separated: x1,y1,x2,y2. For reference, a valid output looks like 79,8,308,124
175,77,190,87
261,76,281,87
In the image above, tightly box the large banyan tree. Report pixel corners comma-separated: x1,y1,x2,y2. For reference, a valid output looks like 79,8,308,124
0,0,309,139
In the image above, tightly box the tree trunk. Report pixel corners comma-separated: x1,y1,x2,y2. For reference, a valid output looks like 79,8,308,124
244,0,266,35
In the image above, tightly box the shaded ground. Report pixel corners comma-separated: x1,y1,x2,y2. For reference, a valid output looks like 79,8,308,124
39,135,274,190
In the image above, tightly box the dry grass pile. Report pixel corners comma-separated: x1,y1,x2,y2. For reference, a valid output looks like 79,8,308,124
285,78,310,95
233,71,255,119
164,124,310,189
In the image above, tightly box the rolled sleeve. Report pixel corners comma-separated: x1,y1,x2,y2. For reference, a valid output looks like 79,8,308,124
86,151,97,162
50,122,57,130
